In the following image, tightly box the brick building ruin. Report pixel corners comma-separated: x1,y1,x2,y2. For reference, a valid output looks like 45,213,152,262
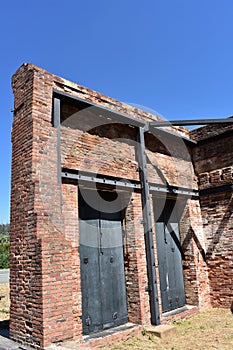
10,63,233,348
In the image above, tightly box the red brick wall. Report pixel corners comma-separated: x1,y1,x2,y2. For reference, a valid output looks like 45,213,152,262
191,126,233,308
199,192,233,307
10,63,221,348
10,65,44,347
183,199,211,308
11,64,76,348
124,192,151,325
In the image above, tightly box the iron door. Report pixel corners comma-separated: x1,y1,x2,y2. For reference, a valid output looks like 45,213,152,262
154,198,186,313
79,189,128,335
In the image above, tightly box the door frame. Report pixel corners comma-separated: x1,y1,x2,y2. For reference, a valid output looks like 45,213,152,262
78,187,128,334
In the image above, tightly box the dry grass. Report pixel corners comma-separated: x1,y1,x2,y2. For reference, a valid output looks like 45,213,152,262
101,308,233,350
0,284,232,349
0,283,10,321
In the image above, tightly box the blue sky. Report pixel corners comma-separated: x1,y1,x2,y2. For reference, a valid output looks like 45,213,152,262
1,0,233,223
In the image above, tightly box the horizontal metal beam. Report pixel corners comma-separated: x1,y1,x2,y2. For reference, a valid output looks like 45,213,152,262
54,91,233,146
147,126,197,145
54,89,145,128
149,184,199,197
54,91,233,134
61,169,198,197
149,118,233,127
62,170,141,190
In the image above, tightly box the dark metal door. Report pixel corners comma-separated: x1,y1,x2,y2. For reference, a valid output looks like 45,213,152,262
79,189,128,334
154,198,186,313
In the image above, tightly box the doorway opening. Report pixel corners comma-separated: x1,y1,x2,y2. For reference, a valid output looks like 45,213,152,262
79,188,128,334
153,197,186,313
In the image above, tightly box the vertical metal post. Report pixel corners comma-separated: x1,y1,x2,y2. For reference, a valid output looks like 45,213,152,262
136,126,160,326
53,98,60,127
53,97,62,211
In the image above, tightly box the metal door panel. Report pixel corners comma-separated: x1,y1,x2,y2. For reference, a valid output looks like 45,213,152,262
79,189,128,335
100,219,123,249
165,224,177,311
79,218,99,249
169,223,186,309
154,198,186,313
155,221,170,312
79,218,102,334
80,245,102,334
100,215,128,329
79,191,102,334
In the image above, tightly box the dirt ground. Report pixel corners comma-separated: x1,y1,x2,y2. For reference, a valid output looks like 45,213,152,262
0,283,9,321
0,283,232,349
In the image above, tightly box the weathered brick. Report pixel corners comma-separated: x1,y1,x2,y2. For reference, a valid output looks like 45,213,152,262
10,63,232,349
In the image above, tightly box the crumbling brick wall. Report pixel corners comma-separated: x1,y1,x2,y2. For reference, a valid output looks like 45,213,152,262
191,124,233,308
10,63,214,349
11,65,75,348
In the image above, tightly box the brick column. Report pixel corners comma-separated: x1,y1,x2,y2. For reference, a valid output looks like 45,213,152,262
10,64,44,347
124,192,151,325
62,183,82,340
10,64,75,348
